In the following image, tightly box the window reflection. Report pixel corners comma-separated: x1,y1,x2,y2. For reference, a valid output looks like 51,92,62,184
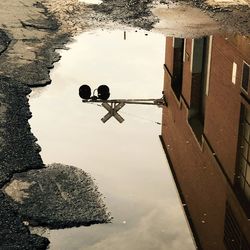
236,104,250,205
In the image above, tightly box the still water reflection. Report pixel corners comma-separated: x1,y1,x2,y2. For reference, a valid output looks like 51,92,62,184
79,0,102,4
162,34,250,250
29,29,195,250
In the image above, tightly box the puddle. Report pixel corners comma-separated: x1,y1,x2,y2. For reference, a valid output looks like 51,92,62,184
79,0,102,4
29,29,195,249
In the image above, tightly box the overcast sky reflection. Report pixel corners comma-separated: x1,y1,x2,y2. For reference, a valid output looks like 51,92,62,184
29,29,195,250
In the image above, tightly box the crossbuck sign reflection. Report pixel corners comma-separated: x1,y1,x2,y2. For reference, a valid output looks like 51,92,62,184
101,102,125,123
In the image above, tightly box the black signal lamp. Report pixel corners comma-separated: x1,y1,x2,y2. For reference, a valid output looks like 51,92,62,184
79,85,91,100
97,85,110,100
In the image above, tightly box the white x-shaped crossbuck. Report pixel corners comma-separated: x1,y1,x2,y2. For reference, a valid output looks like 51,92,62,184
101,102,125,123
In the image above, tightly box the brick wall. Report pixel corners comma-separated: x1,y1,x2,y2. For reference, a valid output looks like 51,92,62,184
161,35,250,250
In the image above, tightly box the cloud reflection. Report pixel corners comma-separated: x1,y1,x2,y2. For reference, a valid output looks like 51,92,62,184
80,203,194,250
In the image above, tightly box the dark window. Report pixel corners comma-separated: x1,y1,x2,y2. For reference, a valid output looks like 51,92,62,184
235,104,250,216
224,203,250,250
188,37,210,143
242,63,250,93
171,38,184,100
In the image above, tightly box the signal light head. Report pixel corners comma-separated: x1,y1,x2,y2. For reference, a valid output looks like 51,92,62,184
79,84,110,101
97,85,110,100
79,85,91,100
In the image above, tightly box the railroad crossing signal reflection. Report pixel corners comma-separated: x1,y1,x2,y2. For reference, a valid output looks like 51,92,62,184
79,84,167,123
79,84,125,123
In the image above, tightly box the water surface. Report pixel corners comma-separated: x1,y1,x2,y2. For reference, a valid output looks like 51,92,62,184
29,29,195,250
79,0,102,4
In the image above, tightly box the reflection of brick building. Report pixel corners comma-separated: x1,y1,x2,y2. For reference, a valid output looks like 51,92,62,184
160,35,250,249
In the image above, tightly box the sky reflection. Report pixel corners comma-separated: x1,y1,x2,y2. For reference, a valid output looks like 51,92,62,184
29,29,195,250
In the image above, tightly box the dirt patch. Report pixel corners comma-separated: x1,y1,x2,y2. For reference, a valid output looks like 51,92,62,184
177,0,250,34
152,3,219,37
4,179,35,204
206,0,250,6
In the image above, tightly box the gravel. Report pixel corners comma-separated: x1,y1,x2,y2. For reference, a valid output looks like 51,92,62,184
4,163,111,229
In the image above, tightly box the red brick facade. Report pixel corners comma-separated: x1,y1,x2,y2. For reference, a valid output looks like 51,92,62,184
161,35,250,250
